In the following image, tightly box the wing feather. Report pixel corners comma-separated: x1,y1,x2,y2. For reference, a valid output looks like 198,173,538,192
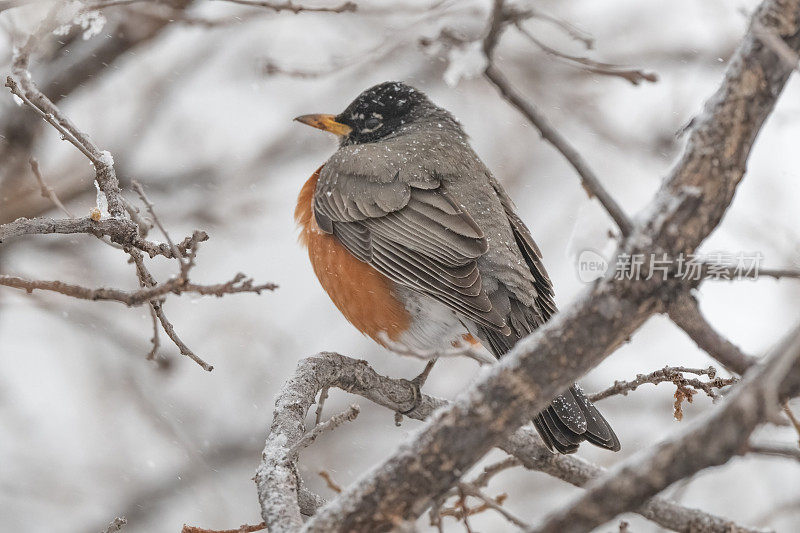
313,163,506,330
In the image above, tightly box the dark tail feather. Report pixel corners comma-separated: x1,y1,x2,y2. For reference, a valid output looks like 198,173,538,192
480,326,620,454
529,387,620,454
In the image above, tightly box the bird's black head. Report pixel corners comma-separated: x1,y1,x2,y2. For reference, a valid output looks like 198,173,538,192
334,82,429,144
295,81,436,145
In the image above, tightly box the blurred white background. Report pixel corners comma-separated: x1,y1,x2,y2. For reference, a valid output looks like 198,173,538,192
1,0,799,531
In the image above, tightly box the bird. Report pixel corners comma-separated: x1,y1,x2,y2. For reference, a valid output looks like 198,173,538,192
293,81,620,454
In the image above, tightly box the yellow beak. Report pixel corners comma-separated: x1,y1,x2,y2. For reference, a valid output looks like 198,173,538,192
294,114,352,136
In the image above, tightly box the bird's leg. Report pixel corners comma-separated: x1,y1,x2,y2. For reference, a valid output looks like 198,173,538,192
399,358,437,416
412,358,437,388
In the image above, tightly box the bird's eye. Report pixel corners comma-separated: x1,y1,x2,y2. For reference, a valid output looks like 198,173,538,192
363,117,381,131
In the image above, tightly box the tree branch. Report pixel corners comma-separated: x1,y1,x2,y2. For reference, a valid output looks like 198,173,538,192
589,365,736,402
216,0,356,14
747,442,800,462
482,1,634,237
3,4,277,369
29,157,74,218
668,291,759,374
514,22,658,86
0,215,137,245
5,71,125,216
0,272,276,306
458,482,530,529
529,324,800,533
255,352,766,533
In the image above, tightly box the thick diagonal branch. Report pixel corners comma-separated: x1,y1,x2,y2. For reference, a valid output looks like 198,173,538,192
668,291,759,374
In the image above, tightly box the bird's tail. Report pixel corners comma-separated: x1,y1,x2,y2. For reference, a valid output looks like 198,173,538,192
532,385,620,454
480,322,620,454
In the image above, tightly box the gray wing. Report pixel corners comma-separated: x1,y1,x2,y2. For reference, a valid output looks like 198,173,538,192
313,161,508,331
487,175,557,321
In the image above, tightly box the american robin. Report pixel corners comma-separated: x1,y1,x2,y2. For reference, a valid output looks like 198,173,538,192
294,81,620,454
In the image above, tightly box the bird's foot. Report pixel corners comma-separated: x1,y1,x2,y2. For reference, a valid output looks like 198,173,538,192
397,359,437,418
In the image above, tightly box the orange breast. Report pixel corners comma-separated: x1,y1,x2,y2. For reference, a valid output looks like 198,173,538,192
295,166,410,347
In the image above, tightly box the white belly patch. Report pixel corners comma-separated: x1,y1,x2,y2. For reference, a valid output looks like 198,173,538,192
390,287,471,352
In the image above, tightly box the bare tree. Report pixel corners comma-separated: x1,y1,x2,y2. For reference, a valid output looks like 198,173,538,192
2,1,800,532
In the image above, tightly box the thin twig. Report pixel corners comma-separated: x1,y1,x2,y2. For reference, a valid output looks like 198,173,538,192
456,486,474,533
783,402,800,445
153,301,214,371
181,523,266,533
217,0,356,14
132,180,187,276
126,249,208,371
747,442,800,462
121,196,152,238
6,77,100,164
287,405,360,458
521,6,594,49
434,456,521,522
441,487,507,523
29,158,74,218
516,22,657,85
314,386,330,425
318,470,342,494
469,457,521,489
481,67,634,235
700,262,800,281
481,1,633,237
589,365,737,402
459,482,530,529
146,304,161,361
0,273,275,307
